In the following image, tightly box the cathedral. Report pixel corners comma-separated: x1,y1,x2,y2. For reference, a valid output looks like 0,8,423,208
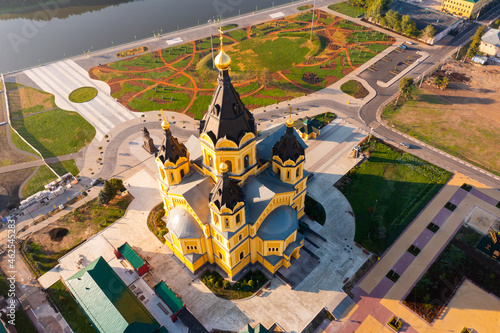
155,33,309,279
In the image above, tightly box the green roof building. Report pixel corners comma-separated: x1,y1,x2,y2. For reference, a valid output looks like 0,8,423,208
116,242,149,276
66,256,159,333
294,117,321,140
154,281,184,314
239,323,270,333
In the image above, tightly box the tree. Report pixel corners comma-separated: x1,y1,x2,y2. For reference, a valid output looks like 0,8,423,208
422,25,436,40
108,178,124,195
399,76,414,100
98,180,113,205
366,0,383,19
401,15,419,37
467,25,486,58
98,190,111,205
385,10,401,30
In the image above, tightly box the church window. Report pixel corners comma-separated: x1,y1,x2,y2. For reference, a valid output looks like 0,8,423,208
180,169,185,178
244,154,249,168
296,168,299,177
239,234,242,241
287,171,290,179
276,167,280,177
240,252,244,260
225,160,232,172
219,252,223,260
170,172,174,181
225,218,229,227
208,155,213,168
236,214,240,224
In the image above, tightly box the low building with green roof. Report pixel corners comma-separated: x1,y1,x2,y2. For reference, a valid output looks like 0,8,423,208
154,281,184,320
66,256,160,333
116,242,150,276
294,117,321,140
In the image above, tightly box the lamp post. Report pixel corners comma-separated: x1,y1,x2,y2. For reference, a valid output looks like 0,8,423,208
208,19,214,68
310,0,316,41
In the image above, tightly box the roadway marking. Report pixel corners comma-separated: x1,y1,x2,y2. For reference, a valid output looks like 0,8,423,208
270,12,285,18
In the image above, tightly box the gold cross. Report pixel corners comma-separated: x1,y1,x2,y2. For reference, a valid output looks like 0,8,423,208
289,105,292,118
218,27,224,47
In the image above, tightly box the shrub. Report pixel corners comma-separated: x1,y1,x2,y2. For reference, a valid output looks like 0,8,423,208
223,280,230,289
248,280,254,288
215,280,222,288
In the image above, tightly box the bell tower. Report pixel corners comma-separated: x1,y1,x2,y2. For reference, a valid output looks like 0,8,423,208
199,28,257,183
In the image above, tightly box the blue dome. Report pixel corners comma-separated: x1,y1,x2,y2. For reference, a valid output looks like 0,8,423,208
257,206,298,241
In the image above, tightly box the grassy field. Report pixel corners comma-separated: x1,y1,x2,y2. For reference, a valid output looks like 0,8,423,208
11,109,95,158
328,2,366,18
68,86,97,103
7,83,95,158
90,10,392,116
22,194,132,276
47,280,96,333
336,139,452,254
23,160,79,198
382,75,500,176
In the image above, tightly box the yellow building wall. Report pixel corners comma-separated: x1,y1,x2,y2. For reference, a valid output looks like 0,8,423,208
441,0,492,18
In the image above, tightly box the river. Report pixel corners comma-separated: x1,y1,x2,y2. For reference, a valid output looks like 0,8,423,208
0,0,296,74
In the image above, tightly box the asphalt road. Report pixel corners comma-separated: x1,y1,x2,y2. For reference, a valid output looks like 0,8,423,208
357,13,500,189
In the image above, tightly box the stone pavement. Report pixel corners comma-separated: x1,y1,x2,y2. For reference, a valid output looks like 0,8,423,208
323,173,500,332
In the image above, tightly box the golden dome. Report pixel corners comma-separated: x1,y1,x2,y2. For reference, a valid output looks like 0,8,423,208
215,48,231,70
219,162,228,173
286,118,294,128
161,120,170,130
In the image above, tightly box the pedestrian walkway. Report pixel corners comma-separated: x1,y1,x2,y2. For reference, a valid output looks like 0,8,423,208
325,173,500,332
24,59,138,140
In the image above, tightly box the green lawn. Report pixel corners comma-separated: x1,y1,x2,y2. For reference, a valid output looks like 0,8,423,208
340,80,369,99
47,281,96,333
23,160,80,198
11,109,96,158
328,3,366,18
338,139,452,254
201,270,268,300
68,87,97,103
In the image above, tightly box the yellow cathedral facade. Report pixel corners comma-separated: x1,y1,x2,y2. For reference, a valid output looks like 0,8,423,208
155,34,309,279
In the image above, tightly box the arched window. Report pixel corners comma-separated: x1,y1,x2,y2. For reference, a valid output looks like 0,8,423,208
170,172,174,181
225,160,232,172
208,155,213,168
225,218,229,227
236,214,240,224
287,171,290,179
296,168,299,178
244,154,249,168
219,252,223,260
239,252,244,260
180,169,185,178
276,167,280,177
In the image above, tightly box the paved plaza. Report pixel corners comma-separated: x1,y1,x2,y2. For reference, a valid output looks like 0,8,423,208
325,173,500,332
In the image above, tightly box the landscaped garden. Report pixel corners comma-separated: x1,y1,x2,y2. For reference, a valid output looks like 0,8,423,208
403,226,500,322
147,203,169,242
340,79,369,99
7,83,95,158
47,280,95,333
68,86,97,103
21,192,132,277
200,270,268,300
90,10,393,119
335,138,452,254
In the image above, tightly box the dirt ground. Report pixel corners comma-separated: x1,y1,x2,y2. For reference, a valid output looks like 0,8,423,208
386,61,500,174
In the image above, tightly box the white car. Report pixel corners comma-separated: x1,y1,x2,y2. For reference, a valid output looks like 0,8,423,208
405,41,413,45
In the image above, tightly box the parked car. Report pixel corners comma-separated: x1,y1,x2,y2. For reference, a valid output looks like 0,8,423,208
405,40,413,45
400,142,411,148
91,178,103,186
